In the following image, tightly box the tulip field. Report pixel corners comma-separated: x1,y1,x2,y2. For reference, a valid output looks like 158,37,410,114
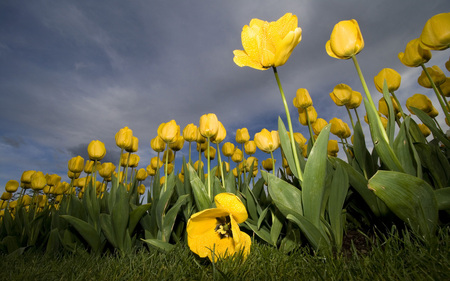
1,11,450,280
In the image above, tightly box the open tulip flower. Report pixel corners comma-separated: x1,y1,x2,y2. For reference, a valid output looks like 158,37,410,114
187,193,251,261
233,13,302,70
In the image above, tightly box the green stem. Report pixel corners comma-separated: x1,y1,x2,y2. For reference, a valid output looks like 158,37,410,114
116,148,124,189
346,106,355,128
241,143,246,184
270,151,275,176
390,91,406,119
188,142,192,165
437,85,450,112
353,108,361,125
273,67,303,182
421,63,450,124
164,149,168,192
216,143,225,189
306,111,315,146
207,137,211,198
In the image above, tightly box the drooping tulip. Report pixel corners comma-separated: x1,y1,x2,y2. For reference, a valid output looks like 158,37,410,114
398,38,432,67
406,94,434,114
293,88,312,109
330,84,353,106
326,19,364,60
233,13,302,70
347,91,363,109
417,65,446,88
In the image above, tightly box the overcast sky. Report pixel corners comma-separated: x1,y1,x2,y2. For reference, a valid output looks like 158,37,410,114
0,1,449,193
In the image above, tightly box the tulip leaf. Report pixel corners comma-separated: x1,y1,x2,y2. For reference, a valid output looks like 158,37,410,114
409,107,450,148
286,213,330,254
301,124,330,228
270,209,283,246
99,214,117,248
141,238,174,252
264,171,303,218
434,187,450,210
327,163,349,250
156,177,176,231
415,143,450,189
224,169,237,194
368,170,438,243
257,206,270,230
129,203,152,234
162,194,189,242
352,121,375,179
60,215,101,253
393,117,418,176
111,184,130,250
382,81,396,145
187,164,212,211
364,98,404,173
244,221,273,245
278,117,301,179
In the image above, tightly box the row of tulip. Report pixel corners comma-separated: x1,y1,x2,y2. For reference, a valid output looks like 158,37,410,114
0,12,449,261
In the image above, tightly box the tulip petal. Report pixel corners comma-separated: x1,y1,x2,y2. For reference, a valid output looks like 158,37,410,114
233,50,267,70
214,193,248,223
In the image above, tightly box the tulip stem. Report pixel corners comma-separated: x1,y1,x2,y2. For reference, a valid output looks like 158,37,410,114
207,137,211,198
270,151,275,176
390,91,406,119
273,67,303,182
346,106,355,128
437,85,450,112
353,108,361,125
421,63,450,123
216,143,225,189
164,149,169,192
351,55,390,144
306,113,315,146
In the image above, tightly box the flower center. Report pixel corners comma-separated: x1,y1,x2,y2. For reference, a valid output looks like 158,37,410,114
215,216,233,238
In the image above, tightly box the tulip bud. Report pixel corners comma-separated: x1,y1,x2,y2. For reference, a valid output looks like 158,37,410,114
326,19,364,60
98,162,115,179
21,170,36,185
347,91,363,109
418,65,446,88
298,106,317,126
194,160,204,171
418,124,431,137
169,135,185,151
204,146,216,160
374,68,401,93
183,124,198,142
262,158,275,171
293,88,312,109
84,160,95,173
199,113,219,138
211,121,227,144
427,106,439,118
136,168,148,181
150,136,166,152
222,142,235,157
5,180,19,193
68,155,85,173
115,126,133,150
406,94,433,114
440,78,450,97
162,149,175,163
157,120,180,144
31,171,47,191
137,184,146,195
378,97,400,117
1,192,12,201
231,148,243,163
398,38,431,67
146,164,156,176
254,129,280,153
47,174,61,187
330,118,346,138
292,132,307,147
125,136,139,153
87,140,106,161
236,128,250,144
196,142,208,152
330,84,353,106
312,118,328,136
419,13,450,50
244,140,256,155
128,154,140,168
327,140,339,157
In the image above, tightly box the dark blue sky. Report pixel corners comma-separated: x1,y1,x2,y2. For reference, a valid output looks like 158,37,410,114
0,0,448,192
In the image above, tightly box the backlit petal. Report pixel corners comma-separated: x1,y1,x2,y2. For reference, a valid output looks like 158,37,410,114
214,193,248,223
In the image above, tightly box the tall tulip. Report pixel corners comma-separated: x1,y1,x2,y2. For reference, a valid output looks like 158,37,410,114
374,68,401,93
157,120,180,144
419,12,450,50
87,140,106,161
325,19,364,60
398,38,431,68
115,126,133,150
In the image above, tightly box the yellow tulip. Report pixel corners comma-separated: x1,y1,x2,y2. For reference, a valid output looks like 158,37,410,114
233,13,302,70
293,88,312,109
378,97,400,117
31,171,47,191
244,140,256,155
254,129,280,153
196,142,208,153
262,158,275,171
98,162,115,179
125,136,139,153
374,68,401,93
87,140,106,161
222,142,235,157
157,120,180,144
115,126,133,150
128,154,140,168
194,160,204,172
292,132,307,147
47,174,61,187
199,113,219,138
136,168,148,181
440,78,450,97
150,136,166,152
398,38,432,67
236,128,250,144
330,84,353,106
162,149,175,163
330,118,346,138
146,164,156,176
231,148,243,163
137,184,146,195
326,19,364,60
67,171,80,179
327,140,339,157
312,118,328,135
169,135,185,151
419,12,450,50
211,121,227,144
418,124,431,137
1,192,12,201
84,160,95,173
347,91,363,109
406,94,433,114
187,193,251,261
183,124,198,142
298,106,317,126
5,180,19,193
204,146,216,160
68,155,85,173
417,65,446,88
427,106,439,118
21,170,36,185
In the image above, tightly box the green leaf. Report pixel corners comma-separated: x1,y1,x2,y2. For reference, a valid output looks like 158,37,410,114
286,214,330,253
156,177,176,231
382,81,396,145
162,194,189,242
270,209,283,246
99,214,117,248
368,170,438,243
301,124,330,227
410,107,450,148
129,203,152,234
141,238,174,252
434,187,450,210
278,117,301,179
393,117,417,176
244,222,273,245
111,184,130,250
352,121,375,178
264,171,303,218
187,164,212,211
60,215,101,252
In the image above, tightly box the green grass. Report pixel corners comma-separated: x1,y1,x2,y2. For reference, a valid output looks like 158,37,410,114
1,227,449,281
